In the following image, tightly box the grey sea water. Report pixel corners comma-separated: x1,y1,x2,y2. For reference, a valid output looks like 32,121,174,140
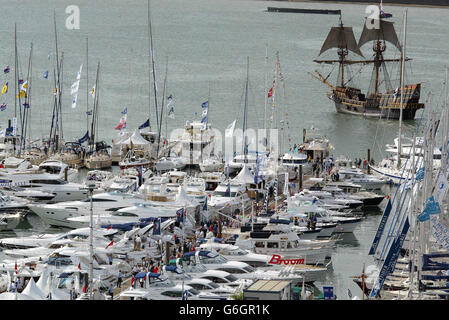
0,0,448,299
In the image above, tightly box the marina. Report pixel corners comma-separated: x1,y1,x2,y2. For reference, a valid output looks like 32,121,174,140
0,0,448,303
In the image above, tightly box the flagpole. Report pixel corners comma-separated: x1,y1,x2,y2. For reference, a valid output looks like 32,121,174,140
397,9,407,170
86,37,89,135
148,0,159,133
88,182,94,300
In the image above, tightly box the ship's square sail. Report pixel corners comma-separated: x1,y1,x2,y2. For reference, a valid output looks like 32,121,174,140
319,26,364,57
358,19,401,52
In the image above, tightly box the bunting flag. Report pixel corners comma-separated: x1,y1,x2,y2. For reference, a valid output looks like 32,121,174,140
201,101,209,108
114,116,127,130
20,81,28,92
53,88,58,95
202,109,208,117
105,241,114,249
3,66,9,74
23,102,30,109
17,90,26,98
72,95,78,109
0,103,6,111
90,85,95,98
176,208,184,223
86,110,93,116
203,197,207,211
138,119,150,129
82,283,87,293
152,219,161,235
417,196,442,222
131,277,135,288
1,82,8,95
167,95,174,119
18,79,24,85
43,70,48,79
415,167,425,181
71,81,80,96
14,262,18,274
267,80,275,98
121,107,127,115
78,263,81,270
78,131,89,144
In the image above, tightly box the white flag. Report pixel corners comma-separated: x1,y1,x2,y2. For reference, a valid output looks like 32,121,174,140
71,94,78,109
71,81,80,95
76,64,83,81
434,172,449,204
225,120,236,137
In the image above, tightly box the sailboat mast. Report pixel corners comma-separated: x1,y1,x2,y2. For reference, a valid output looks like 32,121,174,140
86,37,89,134
148,0,158,132
243,56,249,161
14,24,17,120
397,10,407,169
264,45,268,130
157,57,168,158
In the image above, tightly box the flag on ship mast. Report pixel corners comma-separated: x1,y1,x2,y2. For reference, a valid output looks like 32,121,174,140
167,95,175,119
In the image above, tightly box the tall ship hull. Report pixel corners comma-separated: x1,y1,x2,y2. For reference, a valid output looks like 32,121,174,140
330,84,422,120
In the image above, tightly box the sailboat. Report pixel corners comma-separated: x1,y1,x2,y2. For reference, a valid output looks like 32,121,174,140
84,62,112,170
312,5,424,120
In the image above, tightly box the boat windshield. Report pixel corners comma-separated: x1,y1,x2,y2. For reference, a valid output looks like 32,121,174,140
225,274,238,282
212,191,238,198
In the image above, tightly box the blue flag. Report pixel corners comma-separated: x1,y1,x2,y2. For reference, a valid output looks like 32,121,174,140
121,107,127,115
415,167,425,181
201,116,207,124
86,110,93,116
369,198,392,255
176,208,184,224
139,119,150,129
3,66,9,74
152,219,161,235
78,131,89,144
43,70,49,79
23,102,30,109
201,101,209,108
418,196,441,222
0,103,6,111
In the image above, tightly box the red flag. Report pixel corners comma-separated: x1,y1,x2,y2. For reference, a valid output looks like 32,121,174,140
78,263,81,270
267,80,275,98
105,241,114,249
14,262,18,274
114,116,126,130
131,277,135,287
82,283,87,293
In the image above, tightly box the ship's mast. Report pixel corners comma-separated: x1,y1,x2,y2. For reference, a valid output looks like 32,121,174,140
397,10,407,169
373,8,386,96
337,20,348,87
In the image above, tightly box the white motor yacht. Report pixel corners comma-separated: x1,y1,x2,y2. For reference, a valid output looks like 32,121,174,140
28,192,143,228
208,180,252,215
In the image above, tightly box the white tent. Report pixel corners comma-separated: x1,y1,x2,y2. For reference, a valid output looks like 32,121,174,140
233,164,256,185
119,129,150,146
36,266,50,294
21,277,47,300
